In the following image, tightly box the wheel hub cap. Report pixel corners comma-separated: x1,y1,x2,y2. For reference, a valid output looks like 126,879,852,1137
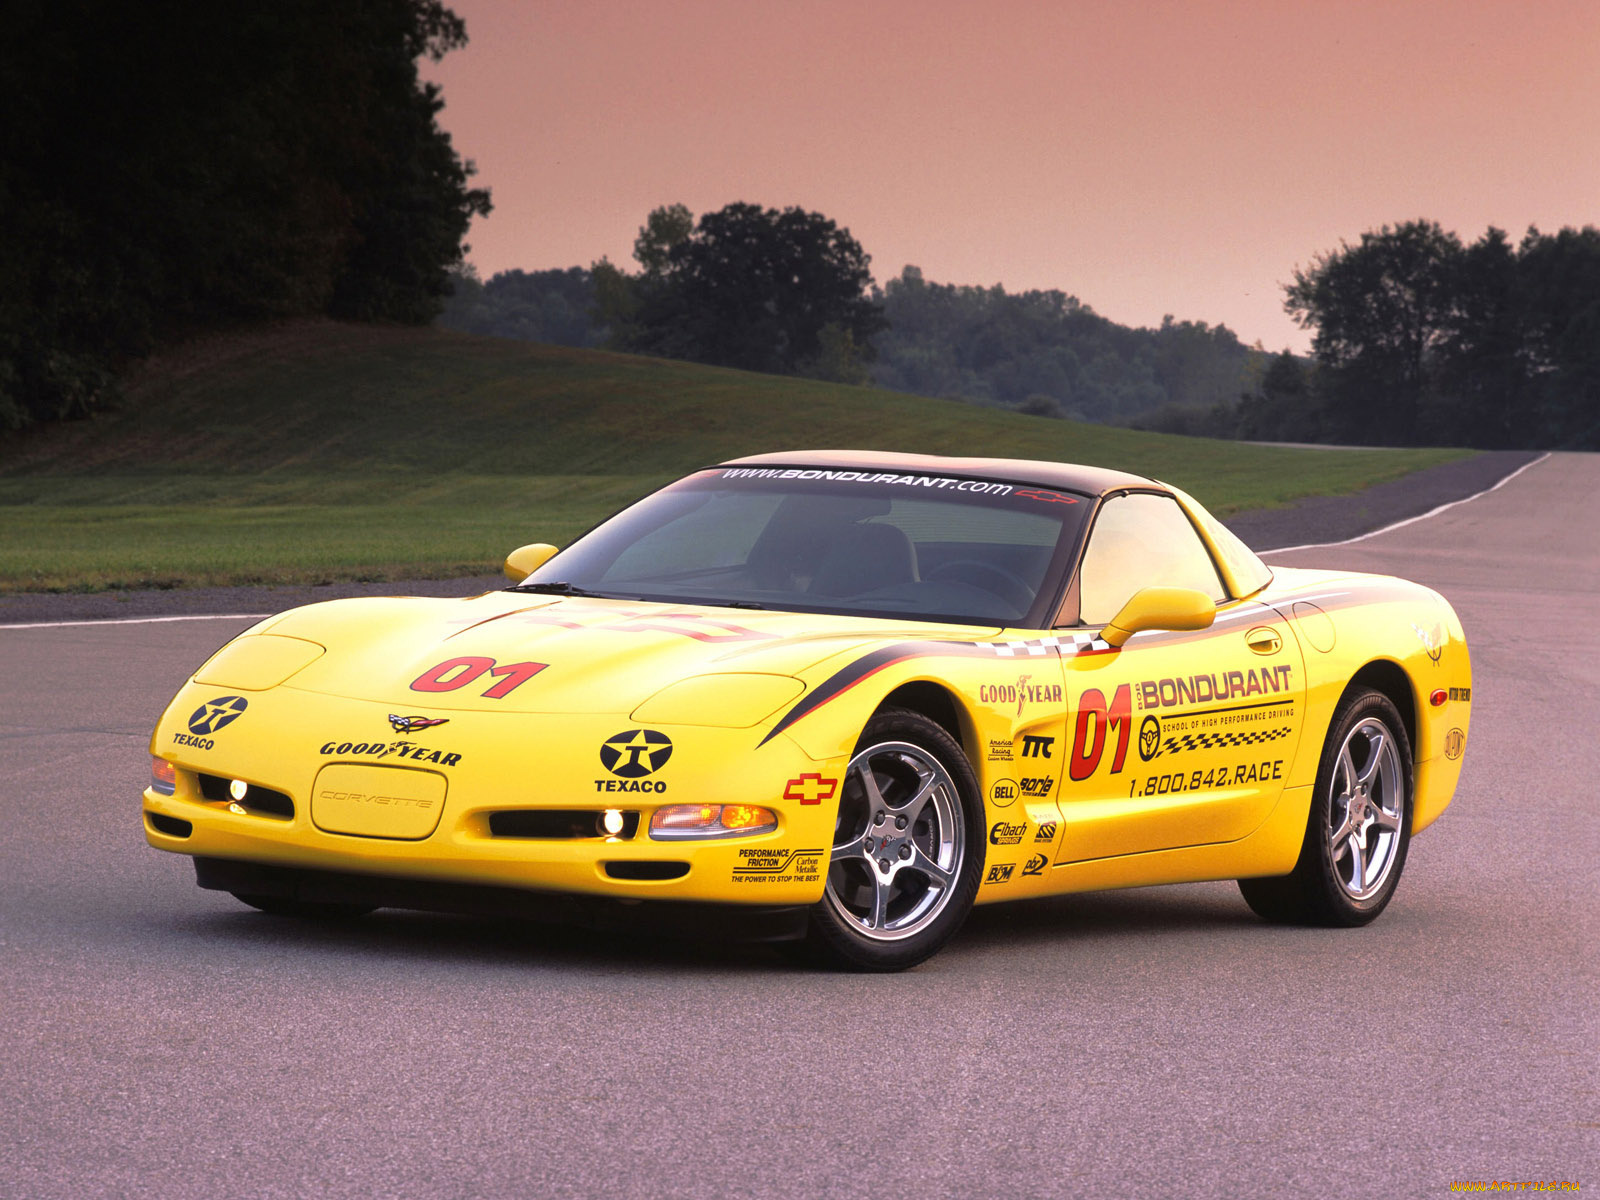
823,740,964,942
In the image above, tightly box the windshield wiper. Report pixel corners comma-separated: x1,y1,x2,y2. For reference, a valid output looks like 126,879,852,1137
507,581,608,597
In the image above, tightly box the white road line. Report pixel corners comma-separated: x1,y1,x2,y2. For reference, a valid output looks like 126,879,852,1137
1260,451,1552,555
0,613,271,631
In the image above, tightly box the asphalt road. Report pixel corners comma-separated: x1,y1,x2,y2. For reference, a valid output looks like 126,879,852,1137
1,454,1595,1198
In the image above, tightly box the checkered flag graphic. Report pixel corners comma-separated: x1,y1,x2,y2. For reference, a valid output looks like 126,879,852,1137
990,633,1108,658
1161,726,1291,754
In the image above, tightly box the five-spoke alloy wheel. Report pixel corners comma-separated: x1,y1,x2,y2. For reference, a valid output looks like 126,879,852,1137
804,708,984,970
1238,689,1413,926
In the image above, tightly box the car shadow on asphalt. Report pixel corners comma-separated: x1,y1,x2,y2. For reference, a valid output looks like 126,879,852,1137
958,886,1261,949
168,882,1264,974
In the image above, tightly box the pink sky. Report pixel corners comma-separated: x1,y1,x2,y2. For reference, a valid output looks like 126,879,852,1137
424,0,1600,353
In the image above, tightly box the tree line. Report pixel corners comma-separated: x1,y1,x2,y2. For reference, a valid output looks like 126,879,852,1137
446,209,1600,449
1135,221,1600,449
441,203,1264,425
1,0,488,433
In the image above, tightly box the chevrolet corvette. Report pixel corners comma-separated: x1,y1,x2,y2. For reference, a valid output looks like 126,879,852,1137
144,450,1471,969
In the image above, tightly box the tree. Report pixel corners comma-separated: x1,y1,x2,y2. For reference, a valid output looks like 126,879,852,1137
439,266,604,347
621,202,886,376
1514,226,1600,447
1430,227,1523,445
631,204,694,277
872,266,1258,422
0,0,488,432
1286,220,1462,443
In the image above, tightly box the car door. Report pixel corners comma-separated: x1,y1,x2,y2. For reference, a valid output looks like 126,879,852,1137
1053,491,1306,862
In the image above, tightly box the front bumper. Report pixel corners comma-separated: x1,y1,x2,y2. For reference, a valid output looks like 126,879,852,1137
191,856,811,942
145,690,843,908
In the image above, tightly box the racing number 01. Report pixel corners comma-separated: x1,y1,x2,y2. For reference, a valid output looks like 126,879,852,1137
411,656,547,699
1069,684,1132,782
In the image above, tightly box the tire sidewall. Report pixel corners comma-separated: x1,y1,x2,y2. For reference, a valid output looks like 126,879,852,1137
1302,690,1414,924
808,708,986,970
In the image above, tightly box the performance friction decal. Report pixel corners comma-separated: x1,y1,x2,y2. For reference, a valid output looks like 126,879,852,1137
732,848,824,882
756,635,1112,747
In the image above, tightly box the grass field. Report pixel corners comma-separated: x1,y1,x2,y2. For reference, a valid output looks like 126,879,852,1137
0,321,1472,592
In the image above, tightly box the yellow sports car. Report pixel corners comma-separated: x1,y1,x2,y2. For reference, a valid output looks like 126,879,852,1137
144,451,1471,969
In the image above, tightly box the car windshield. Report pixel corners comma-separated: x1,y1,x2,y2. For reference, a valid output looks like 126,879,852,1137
518,466,1091,625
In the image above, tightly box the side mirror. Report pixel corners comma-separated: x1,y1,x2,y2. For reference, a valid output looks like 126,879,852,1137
503,543,559,583
1101,586,1215,648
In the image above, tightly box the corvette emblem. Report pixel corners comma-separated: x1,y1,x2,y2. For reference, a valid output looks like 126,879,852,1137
390,714,450,734
1411,622,1444,664
600,729,674,778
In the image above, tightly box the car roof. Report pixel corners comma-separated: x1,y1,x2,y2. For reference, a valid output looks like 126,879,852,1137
716,449,1160,498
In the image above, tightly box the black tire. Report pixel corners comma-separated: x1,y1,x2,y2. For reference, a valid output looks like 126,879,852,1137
1239,688,1413,926
231,892,376,920
800,708,985,971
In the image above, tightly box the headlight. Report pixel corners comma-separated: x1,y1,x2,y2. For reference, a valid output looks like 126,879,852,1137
631,674,803,728
150,756,176,795
649,804,778,839
193,634,324,691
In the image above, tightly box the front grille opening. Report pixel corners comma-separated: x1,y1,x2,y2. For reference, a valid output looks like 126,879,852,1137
489,809,640,840
197,773,295,819
603,860,689,882
146,811,193,838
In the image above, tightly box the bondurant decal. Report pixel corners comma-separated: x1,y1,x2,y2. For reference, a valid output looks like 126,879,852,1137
1137,666,1293,709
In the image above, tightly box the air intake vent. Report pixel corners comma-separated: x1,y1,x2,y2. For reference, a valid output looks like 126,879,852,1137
146,811,193,838
603,860,689,881
489,809,640,840
198,773,295,819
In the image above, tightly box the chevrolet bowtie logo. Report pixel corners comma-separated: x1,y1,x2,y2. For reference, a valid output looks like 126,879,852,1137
783,773,839,805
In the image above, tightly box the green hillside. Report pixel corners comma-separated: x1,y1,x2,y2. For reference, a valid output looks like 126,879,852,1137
0,321,1470,592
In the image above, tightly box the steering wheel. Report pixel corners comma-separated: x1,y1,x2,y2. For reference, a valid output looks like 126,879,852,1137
925,559,1036,613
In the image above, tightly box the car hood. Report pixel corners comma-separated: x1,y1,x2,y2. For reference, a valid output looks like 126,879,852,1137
238,591,1000,715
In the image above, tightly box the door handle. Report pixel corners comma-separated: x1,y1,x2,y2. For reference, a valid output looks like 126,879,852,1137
1245,627,1282,655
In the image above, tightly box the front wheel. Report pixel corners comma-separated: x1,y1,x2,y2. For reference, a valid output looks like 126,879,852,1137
801,708,985,971
1239,689,1413,926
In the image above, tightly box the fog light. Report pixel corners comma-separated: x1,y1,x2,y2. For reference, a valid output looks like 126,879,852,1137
649,803,777,840
229,779,249,802
150,756,176,796
601,808,625,836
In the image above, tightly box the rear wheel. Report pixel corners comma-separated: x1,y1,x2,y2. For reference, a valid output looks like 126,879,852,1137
231,892,376,920
1239,689,1412,926
801,708,984,971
